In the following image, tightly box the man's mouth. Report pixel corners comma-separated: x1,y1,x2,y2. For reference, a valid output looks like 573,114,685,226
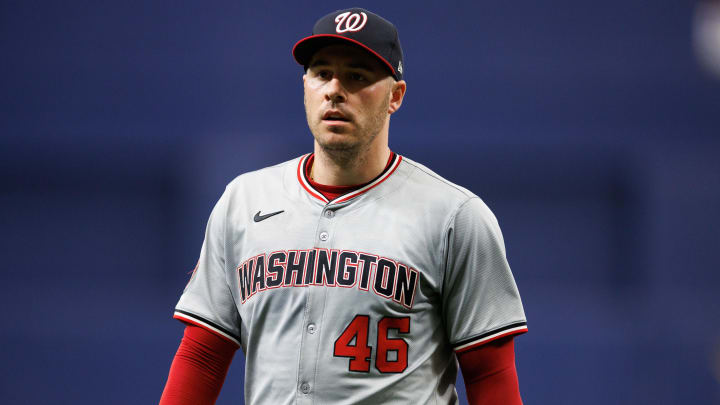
322,110,351,122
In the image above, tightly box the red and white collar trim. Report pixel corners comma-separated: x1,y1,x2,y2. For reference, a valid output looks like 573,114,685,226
297,153,402,204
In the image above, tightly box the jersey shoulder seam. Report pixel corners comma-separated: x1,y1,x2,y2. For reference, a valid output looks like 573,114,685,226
400,157,477,199
225,155,301,189
399,157,484,297
391,159,495,333
439,196,482,295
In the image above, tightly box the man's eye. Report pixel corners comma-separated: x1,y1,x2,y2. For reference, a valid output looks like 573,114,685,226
350,73,366,81
317,71,331,79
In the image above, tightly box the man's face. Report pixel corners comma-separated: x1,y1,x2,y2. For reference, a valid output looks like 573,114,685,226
303,44,398,156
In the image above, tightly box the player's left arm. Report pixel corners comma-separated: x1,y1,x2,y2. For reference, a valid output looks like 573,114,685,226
441,197,528,404
457,335,522,405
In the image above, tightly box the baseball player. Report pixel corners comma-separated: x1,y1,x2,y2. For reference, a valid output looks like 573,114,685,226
160,8,527,405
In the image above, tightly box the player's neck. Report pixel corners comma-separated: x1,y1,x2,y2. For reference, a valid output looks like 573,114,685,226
311,142,391,186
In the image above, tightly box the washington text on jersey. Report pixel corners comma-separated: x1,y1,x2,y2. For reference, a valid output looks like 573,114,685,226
237,248,420,308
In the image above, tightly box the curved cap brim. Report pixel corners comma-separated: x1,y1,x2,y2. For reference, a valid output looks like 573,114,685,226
292,34,398,79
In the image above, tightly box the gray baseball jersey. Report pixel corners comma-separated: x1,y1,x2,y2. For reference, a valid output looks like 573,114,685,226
173,153,527,405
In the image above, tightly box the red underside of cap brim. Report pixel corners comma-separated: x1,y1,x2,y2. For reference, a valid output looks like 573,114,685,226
292,34,397,78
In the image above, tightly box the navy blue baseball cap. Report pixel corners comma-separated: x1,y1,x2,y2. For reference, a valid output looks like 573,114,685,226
292,8,404,81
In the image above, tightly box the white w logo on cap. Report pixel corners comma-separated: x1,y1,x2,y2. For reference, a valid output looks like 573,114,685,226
335,11,368,33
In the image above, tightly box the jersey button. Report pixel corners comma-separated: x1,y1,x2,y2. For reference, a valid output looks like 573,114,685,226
324,210,335,218
319,231,329,241
307,323,316,334
300,383,311,394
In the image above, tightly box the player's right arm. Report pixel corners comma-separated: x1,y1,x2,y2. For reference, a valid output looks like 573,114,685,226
162,185,244,403
159,324,238,405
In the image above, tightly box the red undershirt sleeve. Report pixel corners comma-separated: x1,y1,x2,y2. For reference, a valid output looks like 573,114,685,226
457,335,523,405
159,323,239,405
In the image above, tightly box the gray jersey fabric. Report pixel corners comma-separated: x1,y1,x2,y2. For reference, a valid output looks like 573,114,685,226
174,154,527,405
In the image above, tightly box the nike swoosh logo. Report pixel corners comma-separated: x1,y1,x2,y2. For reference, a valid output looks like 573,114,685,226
254,210,284,222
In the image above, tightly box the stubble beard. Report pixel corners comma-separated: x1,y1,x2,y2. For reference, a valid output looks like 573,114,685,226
305,94,390,167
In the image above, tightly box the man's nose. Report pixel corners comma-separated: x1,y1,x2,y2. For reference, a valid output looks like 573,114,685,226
325,77,346,103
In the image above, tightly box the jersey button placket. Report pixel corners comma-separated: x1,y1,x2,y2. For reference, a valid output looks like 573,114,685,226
296,206,338,404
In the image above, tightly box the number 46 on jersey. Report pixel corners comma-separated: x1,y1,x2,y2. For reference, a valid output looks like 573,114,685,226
333,315,410,373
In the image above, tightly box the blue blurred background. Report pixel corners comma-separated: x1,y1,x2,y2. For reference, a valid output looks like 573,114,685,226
2,1,719,404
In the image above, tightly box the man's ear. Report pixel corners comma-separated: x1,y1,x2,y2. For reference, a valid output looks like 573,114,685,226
388,80,407,114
